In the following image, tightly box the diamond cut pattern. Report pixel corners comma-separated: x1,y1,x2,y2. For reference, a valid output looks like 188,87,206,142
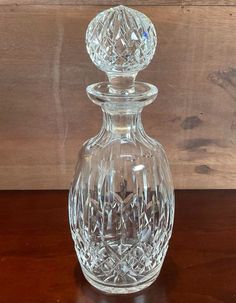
86,5,157,73
71,181,174,284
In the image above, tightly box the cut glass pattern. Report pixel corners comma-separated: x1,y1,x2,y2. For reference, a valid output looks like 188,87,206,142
86,5,157,74
69,5,174,294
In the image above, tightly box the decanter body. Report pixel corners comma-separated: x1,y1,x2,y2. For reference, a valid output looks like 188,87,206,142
69,5,175,294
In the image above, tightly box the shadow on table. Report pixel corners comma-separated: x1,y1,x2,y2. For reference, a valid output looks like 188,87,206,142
73,255,178,303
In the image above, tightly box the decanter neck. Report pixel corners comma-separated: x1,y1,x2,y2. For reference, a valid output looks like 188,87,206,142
102,109,143,134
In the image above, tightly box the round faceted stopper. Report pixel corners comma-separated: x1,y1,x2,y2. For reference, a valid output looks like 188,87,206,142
86,5,157,75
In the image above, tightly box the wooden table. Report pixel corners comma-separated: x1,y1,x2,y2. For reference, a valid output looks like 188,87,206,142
0,190,235,303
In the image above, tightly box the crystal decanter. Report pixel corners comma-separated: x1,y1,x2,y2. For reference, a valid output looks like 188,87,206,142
69,5,175,294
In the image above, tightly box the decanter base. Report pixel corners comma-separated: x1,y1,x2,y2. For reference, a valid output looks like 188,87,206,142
82,267,160,294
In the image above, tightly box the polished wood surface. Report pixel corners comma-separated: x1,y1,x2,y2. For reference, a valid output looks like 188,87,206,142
0,190,235,302
0,5,236,189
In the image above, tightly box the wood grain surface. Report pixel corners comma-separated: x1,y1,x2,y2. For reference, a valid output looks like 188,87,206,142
0,5,236,189
0,0,183,5
1,1,236,6
0,190,235,302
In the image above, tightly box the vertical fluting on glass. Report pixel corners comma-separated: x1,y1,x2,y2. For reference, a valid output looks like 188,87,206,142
69,105,174,293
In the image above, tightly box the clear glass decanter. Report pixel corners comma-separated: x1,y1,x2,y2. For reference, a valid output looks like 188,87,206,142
69,5,175,294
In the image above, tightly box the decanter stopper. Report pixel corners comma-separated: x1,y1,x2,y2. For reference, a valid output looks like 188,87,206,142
86,5,157,91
